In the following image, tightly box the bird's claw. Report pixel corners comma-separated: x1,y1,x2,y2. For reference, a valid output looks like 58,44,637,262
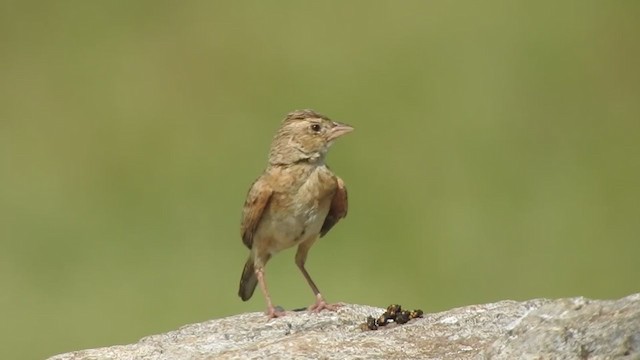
266,306,287,319
308,296,342,313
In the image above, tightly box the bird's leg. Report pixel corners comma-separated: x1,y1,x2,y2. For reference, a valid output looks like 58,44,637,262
255,267,285,318
295,243,342,312
298,265,341,312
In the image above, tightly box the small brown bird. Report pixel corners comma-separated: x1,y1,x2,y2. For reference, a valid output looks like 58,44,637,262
238,109,353,318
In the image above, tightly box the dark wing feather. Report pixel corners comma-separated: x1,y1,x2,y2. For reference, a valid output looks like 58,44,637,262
240,177,273,249
320,176,348,237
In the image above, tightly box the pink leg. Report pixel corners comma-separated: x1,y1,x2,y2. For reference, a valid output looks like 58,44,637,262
295,244,342,313
256,267,286,318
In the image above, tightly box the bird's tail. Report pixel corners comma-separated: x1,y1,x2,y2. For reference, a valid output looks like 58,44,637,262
238,256,258,301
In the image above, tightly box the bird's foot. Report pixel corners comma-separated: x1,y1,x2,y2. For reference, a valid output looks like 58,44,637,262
308,294,342,313
266,305,287,319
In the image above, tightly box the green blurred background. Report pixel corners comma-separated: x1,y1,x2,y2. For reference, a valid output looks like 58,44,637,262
1,1,639,359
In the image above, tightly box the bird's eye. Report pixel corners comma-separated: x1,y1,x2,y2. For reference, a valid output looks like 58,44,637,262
310,124,321,132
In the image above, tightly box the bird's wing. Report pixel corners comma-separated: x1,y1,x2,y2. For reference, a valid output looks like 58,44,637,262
241,177,273,249
320,176,348,237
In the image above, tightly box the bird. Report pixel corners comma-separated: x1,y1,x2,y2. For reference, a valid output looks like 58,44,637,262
238,109,353,318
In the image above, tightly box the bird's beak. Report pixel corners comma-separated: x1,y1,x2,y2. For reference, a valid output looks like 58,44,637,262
328,122,354,141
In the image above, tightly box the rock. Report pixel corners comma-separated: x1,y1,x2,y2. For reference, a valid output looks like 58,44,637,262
480,294,640,360
48,294,640,360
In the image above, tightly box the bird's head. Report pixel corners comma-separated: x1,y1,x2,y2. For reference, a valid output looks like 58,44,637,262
269,109,353,165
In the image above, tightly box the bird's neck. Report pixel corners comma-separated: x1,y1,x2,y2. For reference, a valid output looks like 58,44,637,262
268,147,326,166
269,155,325,167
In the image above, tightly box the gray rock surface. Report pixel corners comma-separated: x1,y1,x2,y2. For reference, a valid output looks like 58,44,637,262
49,293,640,360
481,294,640,360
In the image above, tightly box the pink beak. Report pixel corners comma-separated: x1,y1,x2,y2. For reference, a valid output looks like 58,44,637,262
328,121,354,141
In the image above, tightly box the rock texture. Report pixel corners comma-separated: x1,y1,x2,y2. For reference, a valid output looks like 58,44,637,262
49,293,640,360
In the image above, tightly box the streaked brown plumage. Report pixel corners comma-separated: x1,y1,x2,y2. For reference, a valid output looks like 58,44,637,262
238,109,353,318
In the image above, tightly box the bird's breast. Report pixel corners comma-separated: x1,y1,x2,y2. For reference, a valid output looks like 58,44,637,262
292,165,336,217
258,165,337,253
